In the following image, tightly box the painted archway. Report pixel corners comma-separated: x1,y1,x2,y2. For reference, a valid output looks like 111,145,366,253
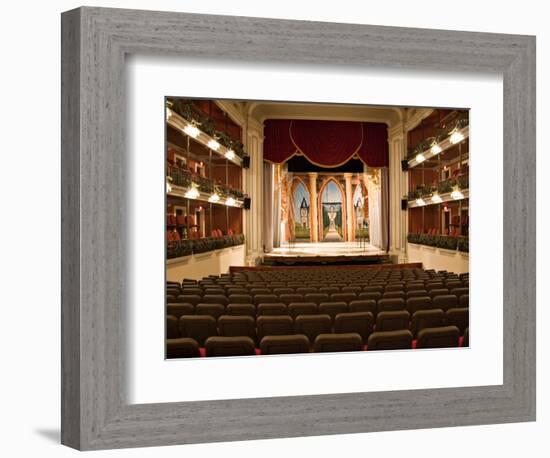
291,177,311,241
318,178,346,242
353,182,369,240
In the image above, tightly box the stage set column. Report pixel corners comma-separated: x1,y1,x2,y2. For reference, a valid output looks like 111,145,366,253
308,172,319,242
244,117,264,265
388,123,407,262
344,173,354,242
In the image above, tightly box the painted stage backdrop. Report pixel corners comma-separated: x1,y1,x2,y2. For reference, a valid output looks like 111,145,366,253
321,181,343,241
293,181,311,240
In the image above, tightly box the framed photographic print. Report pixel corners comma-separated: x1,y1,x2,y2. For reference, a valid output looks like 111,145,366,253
61,6,535,450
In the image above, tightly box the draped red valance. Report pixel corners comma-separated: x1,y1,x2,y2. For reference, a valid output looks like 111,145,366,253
264,119,388,167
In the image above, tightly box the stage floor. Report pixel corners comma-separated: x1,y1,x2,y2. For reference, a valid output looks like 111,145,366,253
265,242,386,258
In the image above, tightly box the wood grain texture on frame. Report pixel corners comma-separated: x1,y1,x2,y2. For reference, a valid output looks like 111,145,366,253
61,6,536,450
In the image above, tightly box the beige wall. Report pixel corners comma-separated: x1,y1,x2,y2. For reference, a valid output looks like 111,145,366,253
166,245,246,281
407,243,469,274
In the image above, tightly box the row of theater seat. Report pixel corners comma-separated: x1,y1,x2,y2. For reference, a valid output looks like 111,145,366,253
168,294,468,318
167,307,468,346
167,325,469,358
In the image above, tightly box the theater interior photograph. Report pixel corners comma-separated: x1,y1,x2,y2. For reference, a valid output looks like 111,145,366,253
165,98,470,358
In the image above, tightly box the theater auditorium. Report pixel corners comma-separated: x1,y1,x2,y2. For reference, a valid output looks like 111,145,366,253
165,99,470,358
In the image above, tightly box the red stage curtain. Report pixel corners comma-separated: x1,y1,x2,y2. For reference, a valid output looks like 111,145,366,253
264,119,388,167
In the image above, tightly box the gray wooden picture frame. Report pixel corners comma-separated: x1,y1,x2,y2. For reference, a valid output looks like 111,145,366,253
61,6,536,451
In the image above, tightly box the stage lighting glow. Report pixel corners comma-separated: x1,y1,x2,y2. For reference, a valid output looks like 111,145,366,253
415,153,426,163
225,197,236,206
183,124,200,138
207,139,220,151
184,186,200,199
431,193,443,203
430,143,442,155
415,198,426,206
450,130,465,144
208,193,220,203
451,189,464,200
225,150,235,160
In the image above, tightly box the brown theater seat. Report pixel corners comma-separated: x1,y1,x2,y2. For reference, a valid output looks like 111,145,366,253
313,333,363,353
406,289,428,298
432,294,458,311
288,302,318,318
349,300,377,315
451,287,469,297
383,291,406,299
331,292,357,303
364,286,384,293
358,292,382,301
201,294,229,306
367,330,413,350
205,336,256,357
218,315,256,341
166,303,194,319
195,303,225,320
260,335,310,355
179,315,217,346
226,303,255,317
228,294,253,304
406,296,432,314
341,286,362,294
177,294,202,305
416,326,460,348
375,310,410,332
429,288,449,299
410,309,445,338
279,293,304,305
294,314,332,344
166,338,200,358
304,293,330,305
463,327,470,347
334,312,374,343
273,287,294,296
257,303,287,316
459,294,469,308
254,294,279,305
446,308,469,334
256,315,294,340
318,302,348,321
166,315,180,339
377,298,406,313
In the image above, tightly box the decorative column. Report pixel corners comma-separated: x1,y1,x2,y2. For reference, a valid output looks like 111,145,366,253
244,117,264,264
308,172,319,242
388,123,407,262
344,173,354,242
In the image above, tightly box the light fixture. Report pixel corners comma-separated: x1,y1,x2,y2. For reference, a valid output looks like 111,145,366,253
225,149,235,160
166,109,172,121
183,124,200,138
225,197,236,207
450,129,465,144
431,193,443,203
415,153,426,163
430,143,442,155
207,139,220,151
166,181,172,193
451,188,464,200
415,198,426,206
184,185,200,199
208,193,220,203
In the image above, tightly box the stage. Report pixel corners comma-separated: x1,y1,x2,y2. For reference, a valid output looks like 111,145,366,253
263,242,389,266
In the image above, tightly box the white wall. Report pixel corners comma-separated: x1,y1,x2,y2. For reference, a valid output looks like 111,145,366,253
0,1,547,457
407,243,469,274
167,245,246,281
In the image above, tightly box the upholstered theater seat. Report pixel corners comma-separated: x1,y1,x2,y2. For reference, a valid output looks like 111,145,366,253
416,326,460,348
445,308,469,334
205,336,256,357
367,330,413,350
166,315,180,339
313,333,363,353
375,310,410,332
410,309,445,338
334,312,374,343
166,303,194,319
256,315,294,340
260,335,310,355
166,338,200,358
178,315,217,346
294,314,332,344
